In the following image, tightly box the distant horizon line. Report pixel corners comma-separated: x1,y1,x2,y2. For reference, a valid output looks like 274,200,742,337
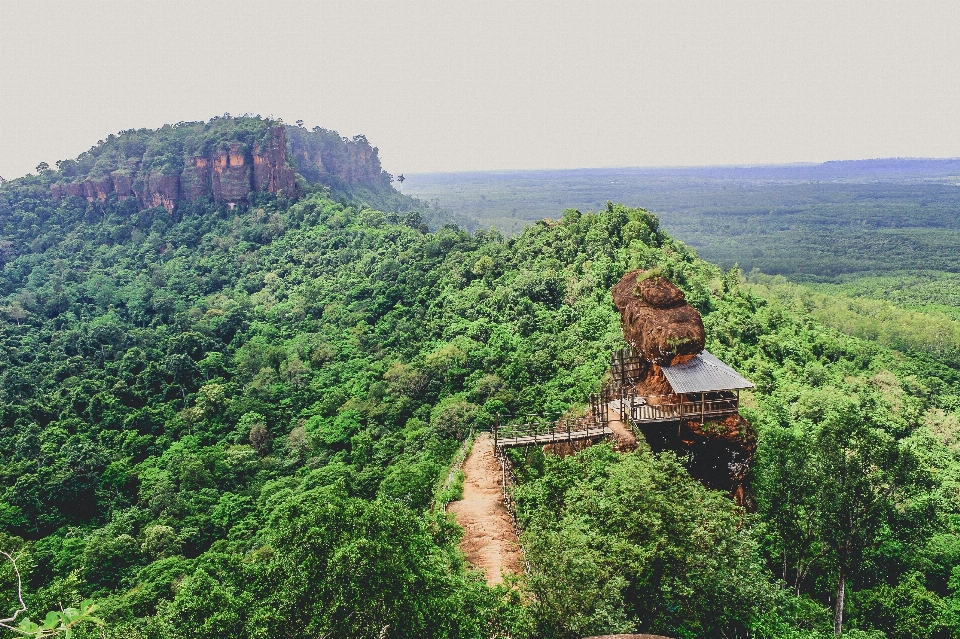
403,156,960,177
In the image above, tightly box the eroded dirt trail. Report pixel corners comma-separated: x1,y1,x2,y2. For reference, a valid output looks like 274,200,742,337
606,400,639,450
446,433,524,585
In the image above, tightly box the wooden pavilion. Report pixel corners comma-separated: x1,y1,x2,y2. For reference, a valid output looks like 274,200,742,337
626,349,754,426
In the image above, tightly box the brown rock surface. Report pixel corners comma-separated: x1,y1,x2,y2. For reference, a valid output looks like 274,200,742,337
253,126,298,195
611,270,705,366
83,176,114,202
212,144,251,203
180,158,211,201
139,172,180,212
111,171,133,200
635,363,677,400
50,124,304,211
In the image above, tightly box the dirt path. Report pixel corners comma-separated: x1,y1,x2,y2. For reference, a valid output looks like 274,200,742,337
607,400,639,449
446,433,524,585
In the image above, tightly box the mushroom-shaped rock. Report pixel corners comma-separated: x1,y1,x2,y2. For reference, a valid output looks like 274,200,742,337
611,270,705,366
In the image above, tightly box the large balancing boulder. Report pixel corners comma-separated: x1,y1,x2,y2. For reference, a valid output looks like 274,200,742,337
611,270,705,366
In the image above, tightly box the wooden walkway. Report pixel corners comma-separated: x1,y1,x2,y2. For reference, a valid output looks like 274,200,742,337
627,395,739,424
492,391,739,450
495,425,613,448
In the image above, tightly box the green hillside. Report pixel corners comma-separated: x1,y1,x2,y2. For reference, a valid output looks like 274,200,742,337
0,123,959,637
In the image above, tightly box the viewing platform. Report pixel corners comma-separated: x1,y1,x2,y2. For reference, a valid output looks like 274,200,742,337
611,347,753,426
493,349,753,451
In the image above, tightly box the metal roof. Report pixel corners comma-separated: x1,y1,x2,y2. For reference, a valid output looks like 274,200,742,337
660,350,755,394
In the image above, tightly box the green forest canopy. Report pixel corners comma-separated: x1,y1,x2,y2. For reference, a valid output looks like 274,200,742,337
0,139,959,637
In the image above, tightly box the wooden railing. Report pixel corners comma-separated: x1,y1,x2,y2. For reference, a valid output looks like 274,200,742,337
492,384,739,449
609,346,645,386
493,412,612,449
626,391,739,424
493,414,608,446
589,383,626,428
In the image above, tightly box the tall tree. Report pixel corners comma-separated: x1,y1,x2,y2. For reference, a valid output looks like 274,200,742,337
814,394,924,634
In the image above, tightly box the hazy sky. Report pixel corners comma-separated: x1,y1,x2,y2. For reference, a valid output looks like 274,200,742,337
2,0,960,180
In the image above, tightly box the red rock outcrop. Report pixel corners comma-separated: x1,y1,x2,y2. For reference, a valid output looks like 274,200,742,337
253,126,298,194
286,127,392,189
50,182,85,199
49,124,303,212
136,172,181,212
211,144,251,203
111,171,134,200
180,157,211,201
634,362,679,403
82,177,114,202
611,270,705,366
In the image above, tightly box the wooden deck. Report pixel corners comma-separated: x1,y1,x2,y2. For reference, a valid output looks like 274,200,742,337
493,408,615,449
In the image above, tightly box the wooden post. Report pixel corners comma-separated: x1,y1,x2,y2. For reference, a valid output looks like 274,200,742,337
701,391,705,425
494,413,499,451
679,394,684,436
502,456,506,494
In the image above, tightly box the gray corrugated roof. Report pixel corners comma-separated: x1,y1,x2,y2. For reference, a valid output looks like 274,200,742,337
660,350,754,394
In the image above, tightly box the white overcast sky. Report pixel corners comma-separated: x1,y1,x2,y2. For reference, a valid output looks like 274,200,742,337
2,0,960,179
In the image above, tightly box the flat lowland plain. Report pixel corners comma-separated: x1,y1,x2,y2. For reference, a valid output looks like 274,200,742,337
404,160,960,282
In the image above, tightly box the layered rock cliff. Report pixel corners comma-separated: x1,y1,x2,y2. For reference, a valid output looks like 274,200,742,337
48,117,392,212
285,126,392,191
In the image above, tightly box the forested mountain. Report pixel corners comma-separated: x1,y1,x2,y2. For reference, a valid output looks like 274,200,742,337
24,115,463,226
0,121,959,638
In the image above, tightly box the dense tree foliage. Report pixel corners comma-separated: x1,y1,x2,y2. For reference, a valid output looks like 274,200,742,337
0,150,958,637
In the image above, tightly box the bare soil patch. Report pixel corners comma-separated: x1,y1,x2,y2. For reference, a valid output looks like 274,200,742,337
446,433,524,585
607,402,639,451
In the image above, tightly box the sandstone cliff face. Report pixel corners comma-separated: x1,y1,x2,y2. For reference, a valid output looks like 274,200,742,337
48,120,394,213
50,124,302,212
139,173,181,212
286,127,392,190
180,158,210,202
111,171,134,200
212,145,252,203
253,126,298,194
